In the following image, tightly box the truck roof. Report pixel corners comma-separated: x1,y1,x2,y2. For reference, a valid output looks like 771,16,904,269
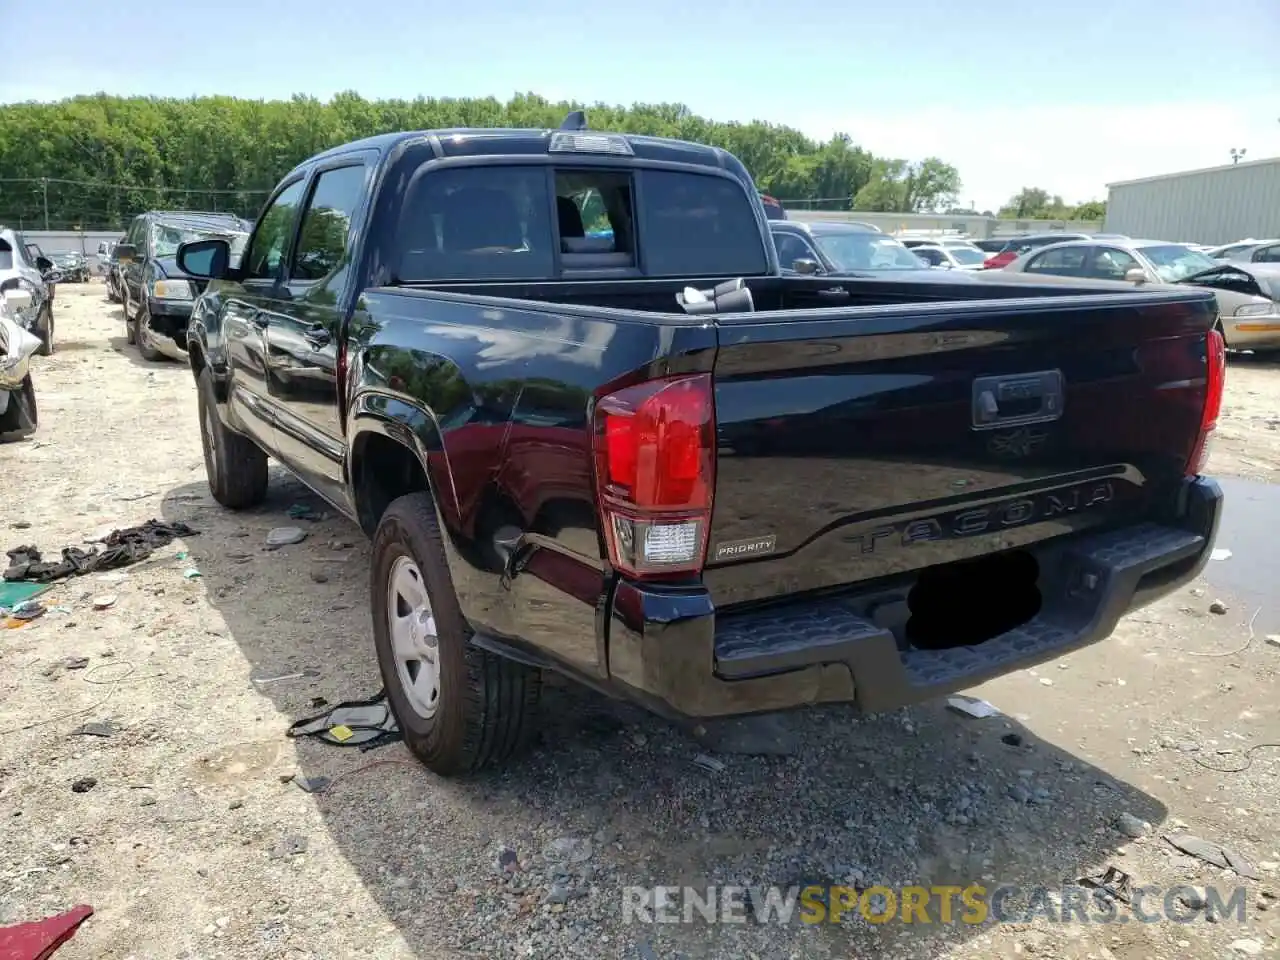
296,126,738,177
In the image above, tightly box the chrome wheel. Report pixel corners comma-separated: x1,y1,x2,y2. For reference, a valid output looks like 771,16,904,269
387,555,440,719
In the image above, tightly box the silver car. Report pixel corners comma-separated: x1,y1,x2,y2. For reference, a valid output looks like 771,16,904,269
987,238,1280,352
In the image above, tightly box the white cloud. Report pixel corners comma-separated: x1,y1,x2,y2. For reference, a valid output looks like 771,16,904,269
785,99,1280,211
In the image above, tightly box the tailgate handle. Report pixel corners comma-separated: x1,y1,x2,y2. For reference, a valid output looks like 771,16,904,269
972,370,1064,430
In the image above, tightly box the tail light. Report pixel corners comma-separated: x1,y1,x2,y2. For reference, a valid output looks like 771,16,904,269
592,374,715,579
1186,327,1226,476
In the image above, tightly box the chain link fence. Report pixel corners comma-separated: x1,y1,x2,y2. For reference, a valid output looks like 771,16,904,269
0,177,271,233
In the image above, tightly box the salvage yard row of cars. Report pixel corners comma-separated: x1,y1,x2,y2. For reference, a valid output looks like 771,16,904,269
767,216,1280,355
0,116,1244,782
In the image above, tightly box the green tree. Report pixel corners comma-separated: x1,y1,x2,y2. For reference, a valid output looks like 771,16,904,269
0,92,962,228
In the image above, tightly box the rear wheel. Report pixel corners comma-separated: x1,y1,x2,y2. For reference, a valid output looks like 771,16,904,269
371,492,541,776
196,365,268,508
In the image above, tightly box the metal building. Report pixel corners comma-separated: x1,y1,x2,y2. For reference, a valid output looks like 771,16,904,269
1104,156,1280,245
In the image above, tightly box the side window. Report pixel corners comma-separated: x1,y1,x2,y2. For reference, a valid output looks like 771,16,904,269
1025,247,1088,275
244,180,307,281
917,248,944,266
1254,244,1280,263
640,170,769,277
1087,247,1140,280
291,165,367,283
773,232,815,268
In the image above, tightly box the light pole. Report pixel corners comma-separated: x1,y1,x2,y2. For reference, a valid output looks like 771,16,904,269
1230,147,1247,165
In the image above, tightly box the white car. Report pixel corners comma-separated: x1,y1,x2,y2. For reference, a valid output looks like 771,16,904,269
905,242,989,271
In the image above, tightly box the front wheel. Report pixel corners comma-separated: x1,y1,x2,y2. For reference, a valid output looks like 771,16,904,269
35,306,53,357
136,302,163,362
196,365,268,508
371,492,542,776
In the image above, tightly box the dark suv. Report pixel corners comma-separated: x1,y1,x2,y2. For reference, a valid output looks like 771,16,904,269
114,211,251,361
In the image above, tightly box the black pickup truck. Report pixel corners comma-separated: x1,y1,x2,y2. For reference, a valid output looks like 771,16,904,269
176,114,1225,775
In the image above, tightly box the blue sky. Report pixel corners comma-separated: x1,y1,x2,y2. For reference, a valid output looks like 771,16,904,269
5,0,1279,212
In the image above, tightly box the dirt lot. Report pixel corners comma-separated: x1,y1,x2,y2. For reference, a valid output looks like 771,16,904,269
2,283,1278,959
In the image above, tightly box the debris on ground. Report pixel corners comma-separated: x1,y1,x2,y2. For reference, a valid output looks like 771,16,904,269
3,521,199,584
266,526,307,547
946,695,1001,719
1209,600,1229,615
71,721,116,738
1210,547,1233,561
291,774,331,794
1116,812,1151,838
1266,634,1280,648
90,595,116,610
691,753,726,773
1164,832,1260,879
286,691,401,750
268,836,309,859
0,904,94,960
1077,865,1133,904
69,778,97,794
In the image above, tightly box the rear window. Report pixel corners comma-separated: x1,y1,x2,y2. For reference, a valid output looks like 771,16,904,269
394,164,768,282
642,170,768,277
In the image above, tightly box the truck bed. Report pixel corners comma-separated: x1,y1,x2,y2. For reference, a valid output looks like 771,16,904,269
359,275,1218,664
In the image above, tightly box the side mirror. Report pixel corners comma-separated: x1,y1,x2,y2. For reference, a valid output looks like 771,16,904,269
114,243,138,263
1124,267,1146,284
176,238,230,280
35,256,53,272
792,258,822,275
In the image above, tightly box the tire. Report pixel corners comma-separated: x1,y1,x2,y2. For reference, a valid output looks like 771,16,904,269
371,492,541,776
107,277,120,303
135,302,163,362
0,375,37,442
196,365,268,509
35,306,53,357
123,289,136,344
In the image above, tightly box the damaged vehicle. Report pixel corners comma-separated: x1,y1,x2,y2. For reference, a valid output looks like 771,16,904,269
0,227,55,355
49,250,91,283
0,284,41,441
114,211,251,362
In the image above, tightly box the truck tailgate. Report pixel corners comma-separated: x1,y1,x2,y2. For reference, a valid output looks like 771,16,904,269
704,290,1218,609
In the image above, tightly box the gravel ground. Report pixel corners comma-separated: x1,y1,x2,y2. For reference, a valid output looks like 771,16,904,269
1,282,1278,960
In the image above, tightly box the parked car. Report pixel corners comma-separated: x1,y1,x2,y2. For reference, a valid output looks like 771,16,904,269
104,235,128,302
899,236,980,251
903,242,989,271
113,211,251,361
0,227,55,355
982,232,1093,269
0,285,41,441
176,115,1223,776
1206,239,1275,261
95,239,117,277
1218,239,1280,264
990,238,1280,352
49,251,91,283
769,220,950,276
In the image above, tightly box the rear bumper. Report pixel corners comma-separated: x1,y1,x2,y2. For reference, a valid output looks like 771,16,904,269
606,477,1222,719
